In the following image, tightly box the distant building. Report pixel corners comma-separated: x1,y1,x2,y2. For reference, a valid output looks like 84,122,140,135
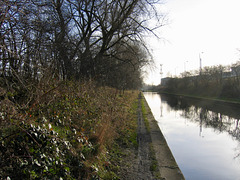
222,71,232,78
161,77,172,86
221,65,240,79
231,65,240,77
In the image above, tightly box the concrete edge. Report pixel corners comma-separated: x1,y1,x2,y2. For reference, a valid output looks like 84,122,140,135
142,94,185,180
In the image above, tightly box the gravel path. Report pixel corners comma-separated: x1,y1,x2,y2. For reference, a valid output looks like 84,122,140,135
136,94,156,179
119,93,185,180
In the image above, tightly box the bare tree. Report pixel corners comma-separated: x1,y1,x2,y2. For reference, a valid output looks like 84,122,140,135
1,0,164,90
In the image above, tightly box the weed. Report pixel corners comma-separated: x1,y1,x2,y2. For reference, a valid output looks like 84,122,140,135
140,93,150,132
0,80,140,179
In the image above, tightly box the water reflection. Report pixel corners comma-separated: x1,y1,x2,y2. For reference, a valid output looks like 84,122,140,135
161,94,240,141
144,92,240,180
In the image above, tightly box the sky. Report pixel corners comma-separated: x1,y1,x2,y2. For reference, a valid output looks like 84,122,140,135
144,0,240,85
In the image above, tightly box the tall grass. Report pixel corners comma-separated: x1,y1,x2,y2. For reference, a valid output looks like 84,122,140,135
0,79,139,179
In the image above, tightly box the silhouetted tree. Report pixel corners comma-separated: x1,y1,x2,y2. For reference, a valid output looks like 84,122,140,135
1,0,164,90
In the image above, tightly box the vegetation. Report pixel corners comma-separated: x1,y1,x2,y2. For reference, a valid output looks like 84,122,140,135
161,61,240,102
0,80,139,179
0,0,165,178
0,0,164,90
141,94,150,132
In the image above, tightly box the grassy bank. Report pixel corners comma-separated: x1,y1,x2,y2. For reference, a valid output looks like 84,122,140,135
140,95,150,132
159,76,240,104
159,90,240,105
0,80,138,179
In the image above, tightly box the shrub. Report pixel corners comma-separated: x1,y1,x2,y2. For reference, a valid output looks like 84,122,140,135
0,80,139,179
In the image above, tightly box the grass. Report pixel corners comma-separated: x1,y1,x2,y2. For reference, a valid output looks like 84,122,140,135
0,80,140,179
160,90,240,105
140,93,161,178
149,142,161,180
140,93,150,132
149,143,158,171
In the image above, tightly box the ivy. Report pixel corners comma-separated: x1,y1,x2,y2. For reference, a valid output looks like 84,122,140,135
0,81,139,179
0,117,94,179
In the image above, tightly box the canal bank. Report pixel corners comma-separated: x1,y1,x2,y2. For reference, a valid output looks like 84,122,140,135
144,92,240,180
159,91,240,106
140,93,185,179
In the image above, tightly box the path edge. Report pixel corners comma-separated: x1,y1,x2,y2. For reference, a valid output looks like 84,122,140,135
141,93,185,180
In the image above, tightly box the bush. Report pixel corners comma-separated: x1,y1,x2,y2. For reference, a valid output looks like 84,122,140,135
0,80,138,179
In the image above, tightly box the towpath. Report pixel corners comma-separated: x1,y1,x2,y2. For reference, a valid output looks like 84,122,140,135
120,93,185,180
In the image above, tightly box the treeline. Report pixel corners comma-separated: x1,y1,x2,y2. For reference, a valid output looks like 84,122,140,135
162,61,240,99
1,0,162,91
0,1,164,178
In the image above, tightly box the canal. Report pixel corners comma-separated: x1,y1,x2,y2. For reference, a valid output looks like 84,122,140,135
144,92,240,180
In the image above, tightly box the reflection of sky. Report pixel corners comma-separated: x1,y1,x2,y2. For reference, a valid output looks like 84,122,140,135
144,92,240,180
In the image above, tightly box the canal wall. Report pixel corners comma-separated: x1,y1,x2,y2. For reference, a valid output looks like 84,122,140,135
141,94,185,180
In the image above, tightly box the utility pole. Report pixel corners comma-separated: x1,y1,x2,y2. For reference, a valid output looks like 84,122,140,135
160,64,163,85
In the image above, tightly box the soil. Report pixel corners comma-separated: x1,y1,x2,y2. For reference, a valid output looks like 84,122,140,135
119,93,185,180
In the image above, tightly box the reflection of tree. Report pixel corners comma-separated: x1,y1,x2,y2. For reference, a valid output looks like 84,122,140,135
185,106,240,139
230,119,240,140
204,111,224,131
234,143,240,161
161,94,240,141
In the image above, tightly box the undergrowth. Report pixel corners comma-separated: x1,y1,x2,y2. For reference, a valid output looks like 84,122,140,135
140,94,150,132
0,80,139,179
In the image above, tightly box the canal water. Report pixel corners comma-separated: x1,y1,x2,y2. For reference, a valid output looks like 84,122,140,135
144,92,240,180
